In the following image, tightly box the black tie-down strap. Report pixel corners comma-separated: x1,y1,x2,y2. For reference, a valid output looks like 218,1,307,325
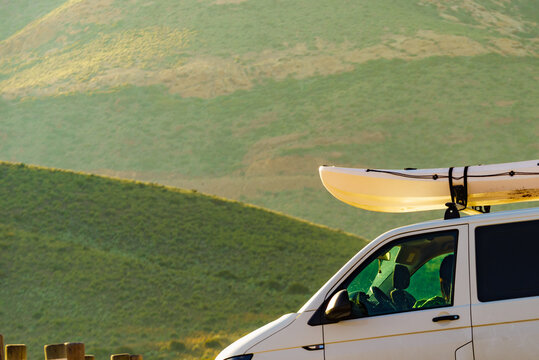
446,166,491,219
445,166,468,219
448,166,469,209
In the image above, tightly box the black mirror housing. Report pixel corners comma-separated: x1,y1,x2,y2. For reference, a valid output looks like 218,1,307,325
325,289,352,321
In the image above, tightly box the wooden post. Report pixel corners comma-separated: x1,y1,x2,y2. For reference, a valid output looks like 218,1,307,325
130,355,143,360
110,354,130,360
0,334,4,360
66,343,84,360
5,345,26,360
45,343,66,360
45,343,84,360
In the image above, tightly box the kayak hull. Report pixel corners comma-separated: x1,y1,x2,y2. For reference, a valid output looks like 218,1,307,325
319,160,539,213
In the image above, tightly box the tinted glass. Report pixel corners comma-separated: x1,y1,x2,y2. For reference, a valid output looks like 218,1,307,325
343,230,458,318
475,219,539,302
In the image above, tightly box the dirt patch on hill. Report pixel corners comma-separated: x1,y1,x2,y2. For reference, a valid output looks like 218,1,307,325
155,30,532,98
238,129,385,176
1,27,536,99
419,0,533,36
156,57,252,98
381,30,489,57
141,32,494,99
489,38,529,56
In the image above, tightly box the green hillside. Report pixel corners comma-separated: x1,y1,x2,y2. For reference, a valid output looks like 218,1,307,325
0,0,66,42
0,162,367,359
0,0,538,239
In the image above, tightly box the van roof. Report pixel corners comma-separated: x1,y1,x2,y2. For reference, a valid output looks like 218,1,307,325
376,206,539,242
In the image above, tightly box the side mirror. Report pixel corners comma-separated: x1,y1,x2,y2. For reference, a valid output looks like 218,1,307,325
325,289,352,321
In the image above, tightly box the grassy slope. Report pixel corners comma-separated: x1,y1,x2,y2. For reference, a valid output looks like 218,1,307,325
1,54,537,237
0,162,367,359
0,0,66,41
0,0,537,238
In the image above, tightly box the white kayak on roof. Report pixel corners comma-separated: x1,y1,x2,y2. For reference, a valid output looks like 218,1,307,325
319,160,539,213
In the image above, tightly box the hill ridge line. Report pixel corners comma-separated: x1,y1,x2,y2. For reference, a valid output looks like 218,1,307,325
0,160,363,239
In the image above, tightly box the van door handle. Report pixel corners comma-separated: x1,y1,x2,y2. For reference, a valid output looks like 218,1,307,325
302,344,324,351
432,315,459,322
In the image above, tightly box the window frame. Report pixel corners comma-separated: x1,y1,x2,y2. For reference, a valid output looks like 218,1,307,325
309,228,460,326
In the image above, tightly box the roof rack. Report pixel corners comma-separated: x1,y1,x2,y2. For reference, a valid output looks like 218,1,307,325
444,203,491,220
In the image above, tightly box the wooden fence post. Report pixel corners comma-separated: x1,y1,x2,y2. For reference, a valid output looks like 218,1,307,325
5,345,26,360
45,342,84,360
66,343,84,360
44,343,66,360
0,334,4,360
110,354,130,360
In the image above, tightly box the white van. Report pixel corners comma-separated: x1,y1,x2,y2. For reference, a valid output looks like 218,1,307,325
216,207,539,360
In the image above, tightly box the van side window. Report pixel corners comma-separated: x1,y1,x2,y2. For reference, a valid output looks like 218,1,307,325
475,219,539,302
344,230,458,318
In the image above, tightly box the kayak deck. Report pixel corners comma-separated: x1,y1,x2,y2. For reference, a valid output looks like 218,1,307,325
319,160,539,213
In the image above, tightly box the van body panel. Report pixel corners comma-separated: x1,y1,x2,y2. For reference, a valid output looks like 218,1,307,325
455,342,474,360
468,215,539,360
250,347,323,360
324,310,471,360
215,313,297,360
247,311,323,360
322,224,471,359
470,299,539,360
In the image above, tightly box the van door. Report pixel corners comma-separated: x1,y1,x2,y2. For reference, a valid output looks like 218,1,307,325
469,219,539,360
321,226,472,360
